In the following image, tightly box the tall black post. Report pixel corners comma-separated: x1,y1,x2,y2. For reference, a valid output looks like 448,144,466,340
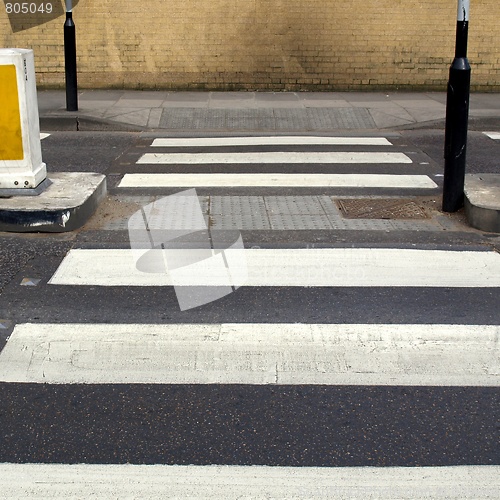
64,0,78,111
442,0,471,212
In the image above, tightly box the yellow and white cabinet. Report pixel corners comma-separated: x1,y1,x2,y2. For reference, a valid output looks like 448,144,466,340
0,48,46,189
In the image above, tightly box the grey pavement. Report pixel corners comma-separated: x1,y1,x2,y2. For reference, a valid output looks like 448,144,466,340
37,90,500,132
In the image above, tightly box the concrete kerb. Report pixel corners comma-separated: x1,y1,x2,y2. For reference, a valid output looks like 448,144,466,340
40,115,146,132
0,173,107,233
464,174,500,234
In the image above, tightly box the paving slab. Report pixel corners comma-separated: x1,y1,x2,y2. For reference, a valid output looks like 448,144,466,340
115,99,165,108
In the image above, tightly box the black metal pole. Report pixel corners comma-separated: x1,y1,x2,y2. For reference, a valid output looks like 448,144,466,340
64,0,78,111
442,0,471,212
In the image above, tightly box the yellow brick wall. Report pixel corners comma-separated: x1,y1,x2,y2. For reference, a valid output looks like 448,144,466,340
1,0,499,90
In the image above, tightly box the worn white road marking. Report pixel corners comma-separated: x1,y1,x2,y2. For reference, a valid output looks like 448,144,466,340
483,132,500,140
40,133,51,140
48,248,500,287
0,464,498,498
151,136,393,147
137,151,412,164
0,323,498,385
118,173,437,188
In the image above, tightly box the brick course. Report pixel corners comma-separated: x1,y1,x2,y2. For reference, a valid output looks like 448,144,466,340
1,0,498,90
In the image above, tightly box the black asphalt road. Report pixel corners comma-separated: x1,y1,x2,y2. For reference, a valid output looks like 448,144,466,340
0,384,497,466
38,129,499,175
402,129,500,174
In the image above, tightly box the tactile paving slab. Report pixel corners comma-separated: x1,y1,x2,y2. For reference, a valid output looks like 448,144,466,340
269,214,333,230
210,196,266,215
160,108,376,130
88,195,461,232
210,214,271,230
264,196,327,215
225,109,275,130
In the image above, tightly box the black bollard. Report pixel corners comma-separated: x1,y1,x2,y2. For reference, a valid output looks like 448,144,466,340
64,1,78,111
443,0,471,212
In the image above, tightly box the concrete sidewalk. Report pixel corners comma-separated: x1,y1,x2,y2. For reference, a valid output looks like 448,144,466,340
38,90,500,132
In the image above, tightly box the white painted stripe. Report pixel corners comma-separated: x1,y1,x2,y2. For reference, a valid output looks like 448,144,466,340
152,136,393,147
49,248,500,287
484,132,500,140
40,132,51,140
0,464,497,499
118,173,437,189
1,323,498,386
137,151,412,164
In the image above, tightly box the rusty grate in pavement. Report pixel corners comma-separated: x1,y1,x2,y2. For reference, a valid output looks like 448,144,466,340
336,198,429,219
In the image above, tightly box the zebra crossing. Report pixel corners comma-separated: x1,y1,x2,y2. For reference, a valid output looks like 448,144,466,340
0,134,499,497
118,134,438,190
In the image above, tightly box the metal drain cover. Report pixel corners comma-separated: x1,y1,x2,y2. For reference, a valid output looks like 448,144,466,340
336,199,429,219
